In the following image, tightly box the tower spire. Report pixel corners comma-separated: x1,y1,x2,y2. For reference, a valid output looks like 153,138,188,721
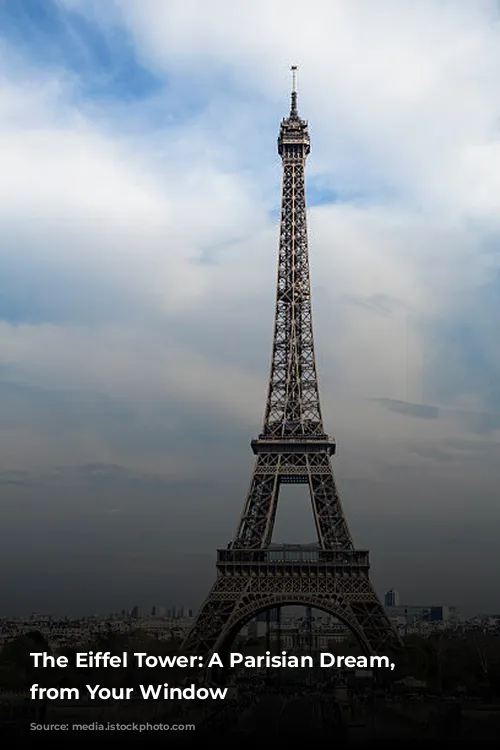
290,64,298,118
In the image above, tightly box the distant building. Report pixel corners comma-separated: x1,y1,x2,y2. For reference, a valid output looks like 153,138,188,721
386,604,458,623
168,605,191,619
131,606,143,620
256,609,280,623
384,589,399,607
151,606,166,617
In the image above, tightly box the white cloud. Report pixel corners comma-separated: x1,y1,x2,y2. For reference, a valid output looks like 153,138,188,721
6,1,500,614
1,1,500,508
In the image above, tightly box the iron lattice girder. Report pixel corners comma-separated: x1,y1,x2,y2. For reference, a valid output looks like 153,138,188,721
233,451,353,549
182,562,396,658
251,436,336,455
264,155,322,437
232,106,353,551
182,83,400,658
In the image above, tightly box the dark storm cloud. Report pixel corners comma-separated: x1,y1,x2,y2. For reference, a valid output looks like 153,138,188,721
2,455,499,617
375,398,440,420
375,396,500,435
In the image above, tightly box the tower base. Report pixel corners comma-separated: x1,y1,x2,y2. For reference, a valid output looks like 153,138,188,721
183,546,400,661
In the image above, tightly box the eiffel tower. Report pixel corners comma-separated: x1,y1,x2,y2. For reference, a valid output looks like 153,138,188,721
183,68,399,662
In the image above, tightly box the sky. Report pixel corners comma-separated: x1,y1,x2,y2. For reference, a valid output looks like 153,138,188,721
1,0,500,618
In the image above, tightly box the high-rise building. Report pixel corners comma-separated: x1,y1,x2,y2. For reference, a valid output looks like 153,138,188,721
256,609,280,622
151,606,166,617
384,589,399,607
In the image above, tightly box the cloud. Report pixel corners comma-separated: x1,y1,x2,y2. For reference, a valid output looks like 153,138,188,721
0,0,500,614
375,399,440,420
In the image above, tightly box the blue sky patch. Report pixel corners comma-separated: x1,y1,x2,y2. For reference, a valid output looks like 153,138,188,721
0,0,163,103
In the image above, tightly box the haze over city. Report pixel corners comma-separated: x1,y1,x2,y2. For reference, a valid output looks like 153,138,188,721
1,0,500,617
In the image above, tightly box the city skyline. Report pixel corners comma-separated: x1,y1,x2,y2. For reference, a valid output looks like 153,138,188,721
1,1,500,618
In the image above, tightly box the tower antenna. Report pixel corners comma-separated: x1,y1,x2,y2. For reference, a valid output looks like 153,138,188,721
290,65,298,117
